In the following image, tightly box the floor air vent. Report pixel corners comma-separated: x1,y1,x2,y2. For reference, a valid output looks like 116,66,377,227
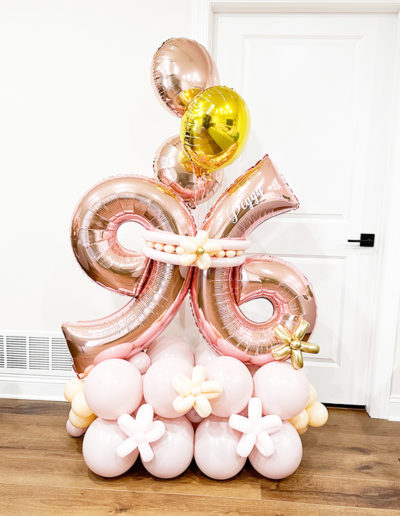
0,332,72,373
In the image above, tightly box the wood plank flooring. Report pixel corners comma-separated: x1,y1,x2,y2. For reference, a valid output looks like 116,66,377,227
0,399,399,515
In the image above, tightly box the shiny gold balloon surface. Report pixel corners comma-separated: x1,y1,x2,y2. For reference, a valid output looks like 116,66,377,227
181,86,250,172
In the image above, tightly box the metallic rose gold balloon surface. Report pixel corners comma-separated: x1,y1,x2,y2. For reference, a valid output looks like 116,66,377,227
62,176,196,374
151,38,219,117
154,135,223,208
190,156,317,365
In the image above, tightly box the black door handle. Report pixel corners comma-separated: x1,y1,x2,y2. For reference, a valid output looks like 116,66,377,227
347,233,375,247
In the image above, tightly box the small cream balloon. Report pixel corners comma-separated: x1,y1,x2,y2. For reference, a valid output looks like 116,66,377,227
71,391,93,419
289,384,328,434
297,425,308,436
289,409,309,431
307,401,329,427
64,378,84,402
69,409,96,430
307,384,318,408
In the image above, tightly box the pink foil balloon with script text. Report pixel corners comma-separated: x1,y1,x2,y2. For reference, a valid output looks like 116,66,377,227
62,176,196,375
190,155,317,365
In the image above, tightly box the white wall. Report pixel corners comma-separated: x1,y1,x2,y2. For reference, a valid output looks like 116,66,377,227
0,0,192,333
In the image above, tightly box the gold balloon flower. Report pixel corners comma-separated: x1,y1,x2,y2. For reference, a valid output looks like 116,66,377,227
272,320,319,369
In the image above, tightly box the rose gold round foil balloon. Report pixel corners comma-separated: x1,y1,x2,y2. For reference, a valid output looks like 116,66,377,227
154,135,223,208
190,155,317,365
62,176,196,375
151,38,219,117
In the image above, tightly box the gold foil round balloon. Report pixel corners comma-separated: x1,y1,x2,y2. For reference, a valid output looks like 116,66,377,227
180,86,250,172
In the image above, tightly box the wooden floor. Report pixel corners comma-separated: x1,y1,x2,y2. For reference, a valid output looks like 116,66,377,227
0,400,399,515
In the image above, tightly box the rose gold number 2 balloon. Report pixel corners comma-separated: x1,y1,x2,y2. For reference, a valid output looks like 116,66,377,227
62,176,196,375
190,155,317,365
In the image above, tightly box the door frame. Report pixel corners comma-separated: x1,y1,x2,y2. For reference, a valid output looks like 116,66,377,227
191,0,400,420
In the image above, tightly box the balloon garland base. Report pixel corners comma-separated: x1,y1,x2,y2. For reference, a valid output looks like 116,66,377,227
65,337,328,481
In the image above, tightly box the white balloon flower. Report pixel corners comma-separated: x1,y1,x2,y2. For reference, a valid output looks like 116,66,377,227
117,404,165,463
229,397,283,458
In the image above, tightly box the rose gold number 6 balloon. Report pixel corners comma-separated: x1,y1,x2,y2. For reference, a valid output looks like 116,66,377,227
62,177,195,375
190,156,317,365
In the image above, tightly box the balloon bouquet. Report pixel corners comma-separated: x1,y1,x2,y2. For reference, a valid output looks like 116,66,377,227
62,38,328,481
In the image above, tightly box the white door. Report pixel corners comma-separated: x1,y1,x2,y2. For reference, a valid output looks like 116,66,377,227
212,12,397,404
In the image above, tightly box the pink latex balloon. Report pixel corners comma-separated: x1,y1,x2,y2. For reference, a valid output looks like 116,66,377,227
186,408,203,424
151,38,219,117
146,335,194,366
62,176,196,375
83,418,139,477
194,416,245,480
205,356,253,417
143,358,193,418
127,352,151,374
190,155,317,365
154,135,223,208
249,421,302,479
66,419,85,437
143,416,194,478
247,364,259,376
84,359,142,420
195,340,219,366
253,362,310,420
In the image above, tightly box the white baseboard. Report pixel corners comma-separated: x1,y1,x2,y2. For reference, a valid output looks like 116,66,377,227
388,395,400,421
0,373,73,402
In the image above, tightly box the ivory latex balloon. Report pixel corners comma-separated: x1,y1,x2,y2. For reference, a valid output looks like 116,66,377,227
307,401,329,427
181,86,250,172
